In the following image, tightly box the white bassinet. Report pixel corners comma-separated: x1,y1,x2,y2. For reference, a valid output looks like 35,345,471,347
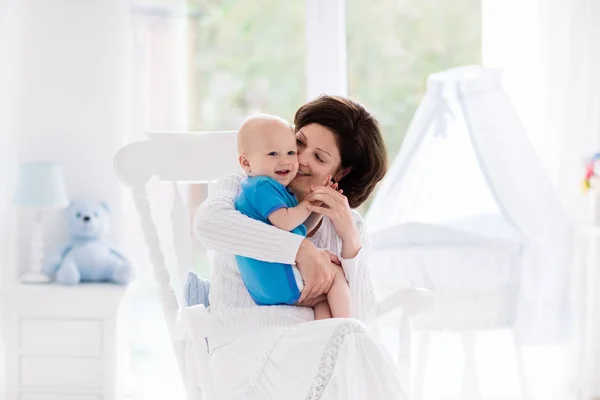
366,66,570,335
365,66,572,399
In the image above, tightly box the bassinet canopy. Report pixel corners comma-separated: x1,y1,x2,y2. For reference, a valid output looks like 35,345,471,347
366,66,572,344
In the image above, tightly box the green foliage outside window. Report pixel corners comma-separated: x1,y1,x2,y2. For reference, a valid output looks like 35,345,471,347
185,0,480,213
186,0,480,159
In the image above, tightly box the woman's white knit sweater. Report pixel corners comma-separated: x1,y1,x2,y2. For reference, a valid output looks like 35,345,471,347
193,173,378,350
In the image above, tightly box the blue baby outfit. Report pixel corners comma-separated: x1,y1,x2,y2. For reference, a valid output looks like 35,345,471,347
235,176,306,305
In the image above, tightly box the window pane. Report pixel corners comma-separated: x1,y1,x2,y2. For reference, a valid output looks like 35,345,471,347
346,0,481,160
187,0,306,130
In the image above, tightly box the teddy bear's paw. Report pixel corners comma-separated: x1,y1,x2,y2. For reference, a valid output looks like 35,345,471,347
111,266,133,285
56,265,81,285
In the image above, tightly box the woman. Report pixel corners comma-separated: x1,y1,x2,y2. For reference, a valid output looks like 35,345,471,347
194,95,405,399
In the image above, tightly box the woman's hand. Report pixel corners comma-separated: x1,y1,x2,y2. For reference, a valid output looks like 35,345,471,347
307,185,362,258
297,294,327,308
297,260,346,308
295,240,340,302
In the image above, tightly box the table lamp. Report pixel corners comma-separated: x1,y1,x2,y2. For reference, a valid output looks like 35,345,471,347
13,161,69,283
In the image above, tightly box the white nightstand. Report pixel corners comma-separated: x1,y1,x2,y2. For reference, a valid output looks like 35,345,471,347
0,282,128,400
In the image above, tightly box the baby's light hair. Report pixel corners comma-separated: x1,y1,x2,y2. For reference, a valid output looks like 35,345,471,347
237,113,293,154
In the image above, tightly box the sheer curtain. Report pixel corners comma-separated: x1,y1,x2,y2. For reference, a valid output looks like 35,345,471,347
120,2,189,399
483,0,600,398
482,0,600,217
0,0,19,284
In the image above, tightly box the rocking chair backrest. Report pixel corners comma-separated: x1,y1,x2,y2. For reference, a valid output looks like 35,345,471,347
113,131,240,399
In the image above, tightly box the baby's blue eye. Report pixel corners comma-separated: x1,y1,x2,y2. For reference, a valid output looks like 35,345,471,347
268,152,277,156
288,151,296,155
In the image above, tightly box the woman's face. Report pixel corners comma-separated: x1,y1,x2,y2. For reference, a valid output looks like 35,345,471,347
289,123,343,200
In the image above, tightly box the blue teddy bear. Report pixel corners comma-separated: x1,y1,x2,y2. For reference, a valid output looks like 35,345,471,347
43,200,133,285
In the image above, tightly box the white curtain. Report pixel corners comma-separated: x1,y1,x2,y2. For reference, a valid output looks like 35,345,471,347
126,3,189,280
0,0,19,284
482,0,600,219
460,71,572,344
120,3,189,399
483,0,600,398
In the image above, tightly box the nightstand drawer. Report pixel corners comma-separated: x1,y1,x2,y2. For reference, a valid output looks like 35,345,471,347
20,319,103,355
20,393,101,400
21,356,103,389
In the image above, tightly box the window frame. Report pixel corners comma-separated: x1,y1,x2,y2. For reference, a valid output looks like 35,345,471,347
305,0,348,100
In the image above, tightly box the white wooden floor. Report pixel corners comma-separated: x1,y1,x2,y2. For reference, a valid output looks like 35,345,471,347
404,330,576,400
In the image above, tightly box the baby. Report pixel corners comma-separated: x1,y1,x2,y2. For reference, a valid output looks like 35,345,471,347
234,113,351,319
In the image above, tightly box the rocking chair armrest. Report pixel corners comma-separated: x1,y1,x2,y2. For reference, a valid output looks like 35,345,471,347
174,304,211,341
377,287,434,319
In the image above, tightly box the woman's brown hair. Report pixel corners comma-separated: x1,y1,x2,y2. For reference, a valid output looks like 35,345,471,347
294,95,388,208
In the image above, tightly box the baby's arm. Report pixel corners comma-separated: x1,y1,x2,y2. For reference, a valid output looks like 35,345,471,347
303,212,322,233
267,200,311,231
276,175,341,233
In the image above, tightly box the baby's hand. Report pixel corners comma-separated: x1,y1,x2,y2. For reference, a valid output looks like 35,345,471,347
309,175,343,208
323,174,342,193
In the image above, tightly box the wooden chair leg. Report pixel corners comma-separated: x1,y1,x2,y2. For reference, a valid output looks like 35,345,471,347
444,331,483,400
413,331,431,400
461,331,482,399
397,314,412,400
513,335,532,400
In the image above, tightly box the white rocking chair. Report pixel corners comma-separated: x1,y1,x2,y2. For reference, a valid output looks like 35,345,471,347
113,131,434,400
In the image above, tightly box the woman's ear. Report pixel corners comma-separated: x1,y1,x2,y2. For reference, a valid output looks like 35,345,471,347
238,154,251,174
334,167,352,182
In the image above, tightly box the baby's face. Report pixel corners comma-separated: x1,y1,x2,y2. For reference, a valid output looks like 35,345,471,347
244,124,299,186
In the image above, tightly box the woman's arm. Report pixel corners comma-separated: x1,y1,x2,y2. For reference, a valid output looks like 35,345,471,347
307,186,361,259
305,187,379,320
338,211,379,322
303,211,322,234
193,173,304,264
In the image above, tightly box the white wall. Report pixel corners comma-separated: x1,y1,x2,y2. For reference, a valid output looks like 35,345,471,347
13,0,130,275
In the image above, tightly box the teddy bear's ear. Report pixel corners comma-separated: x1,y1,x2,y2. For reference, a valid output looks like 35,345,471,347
100,201,110,212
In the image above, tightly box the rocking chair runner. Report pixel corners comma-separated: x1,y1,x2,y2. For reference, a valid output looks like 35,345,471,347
113,130,434,400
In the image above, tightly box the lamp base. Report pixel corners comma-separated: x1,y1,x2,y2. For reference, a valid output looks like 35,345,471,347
20,271,52,284
22,211,51,285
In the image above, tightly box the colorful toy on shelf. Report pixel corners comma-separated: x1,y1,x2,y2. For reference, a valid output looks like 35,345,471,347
583,152,600,191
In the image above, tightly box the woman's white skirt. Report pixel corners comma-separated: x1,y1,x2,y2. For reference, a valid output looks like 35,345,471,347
210,318,406,400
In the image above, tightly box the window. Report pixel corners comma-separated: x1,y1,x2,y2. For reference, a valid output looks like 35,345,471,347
187,0,306,130
347,0,481,159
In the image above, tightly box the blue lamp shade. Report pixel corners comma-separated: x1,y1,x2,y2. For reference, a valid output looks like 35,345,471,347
13,162,69,208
